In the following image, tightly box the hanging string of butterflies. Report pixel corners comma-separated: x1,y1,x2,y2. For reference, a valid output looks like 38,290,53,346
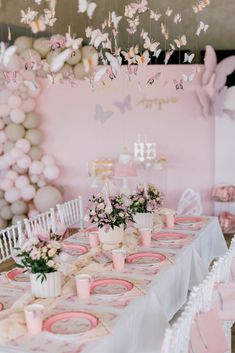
15,0,211,90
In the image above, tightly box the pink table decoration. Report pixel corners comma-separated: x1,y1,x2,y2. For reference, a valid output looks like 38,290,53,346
112,249,126,272
89,232,100,248
63,243,88,256
175,216,203,225
75,274,92,299
126,252,166,265
140,228,152,246
43,311,99,335
152,232,188,241
90,278,133,296
7,268,30,283
24,304,44,335
165,214,175,229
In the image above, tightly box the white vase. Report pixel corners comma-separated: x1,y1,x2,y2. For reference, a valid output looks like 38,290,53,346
98,225,124,250
30,271,62,298
133,212,154,230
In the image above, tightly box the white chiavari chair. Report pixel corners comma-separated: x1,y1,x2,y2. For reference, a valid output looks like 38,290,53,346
0,221,24,264
56,196,84,229
24,208,56,238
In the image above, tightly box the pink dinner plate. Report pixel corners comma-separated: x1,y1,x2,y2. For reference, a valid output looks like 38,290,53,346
7,268,30,283
62,243,88,256
91,279,133,296
175,217,203,225
126,252,166,265
43,312,99,335
152,232,188,241
0,303,3,311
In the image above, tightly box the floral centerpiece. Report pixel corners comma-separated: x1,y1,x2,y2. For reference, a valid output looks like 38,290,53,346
129,184,163,229
16,232,62,298
87,193,133,249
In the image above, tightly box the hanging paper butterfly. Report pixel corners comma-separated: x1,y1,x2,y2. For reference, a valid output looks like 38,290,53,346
196,21,209,36
65,33,83,50
93,67,107,82
146,72,161,85
161,23,169,40
107,66,117,80
3,71,16,84
136,50,150,66
121,46,139,65
90,29,109,48
105,52,122,76
165,7,173,16
164,50,174,64
174,35,187,48
124,4,136,18
182,73,195,82
94,104,114,124
153,48,162,58
127,16,140,34
143,36,160,53
43,8,57,27
113,95,132,114
30,18,47,33
183,53,195,64
173,79,184,90
78,0,97,19
111,11,122,30
20,8,38,24
130,0,148,14
149,10,162,21
174,13,182,24
192,0,210,13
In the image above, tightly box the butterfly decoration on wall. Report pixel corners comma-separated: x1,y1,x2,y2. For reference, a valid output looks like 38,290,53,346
174,13,182,24
164,50,174,65
94,104,114,124
126,65,138,80
196,21,209,36
182,72,195,82
121,45,139,65
149,10,162,22
3,71,17,84
174,35,187,48
113,95,132,114
173,79,184,90
192,0,210,13
78,0,97,19
146,72,161,86
183,52,195,64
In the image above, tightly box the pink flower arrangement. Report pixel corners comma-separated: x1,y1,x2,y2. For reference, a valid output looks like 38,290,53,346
87,193,133,231
129,184,163,214
16,231,62,282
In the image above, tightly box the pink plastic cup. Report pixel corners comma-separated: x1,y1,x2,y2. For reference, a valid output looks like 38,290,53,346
75,274,92,299
140,228,152,246
89,232,100,248
165,214,175,229
112,249,126,272
24,304,44,335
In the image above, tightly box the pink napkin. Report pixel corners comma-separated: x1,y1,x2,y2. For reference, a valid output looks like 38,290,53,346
189,310,228,353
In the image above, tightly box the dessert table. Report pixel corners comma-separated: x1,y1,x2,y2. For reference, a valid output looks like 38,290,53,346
0,216,227,353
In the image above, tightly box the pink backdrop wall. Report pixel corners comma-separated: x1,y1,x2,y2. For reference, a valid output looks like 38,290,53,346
37,65,214,214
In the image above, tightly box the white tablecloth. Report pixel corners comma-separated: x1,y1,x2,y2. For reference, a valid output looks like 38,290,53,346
0,217,227,353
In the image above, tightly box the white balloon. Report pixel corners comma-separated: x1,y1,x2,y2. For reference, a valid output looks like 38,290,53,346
20,184,36,201
0,157,9,170
17,155,31,170
7,95,22,109
10,108,26,123
0,205,13,220
30,174,40,183
0,120,5,130
34,186,62,212
37,178,46,187
5,54,21,71
43,165,60,180
3,152,15,166
15,175,29,189
15,36,33,54
5,170,18,180
10,147,24,160
0,179,13,191
29,160,44,175
16,138,31,153
0,89,11,104
21,98,36,113
5,188,20,203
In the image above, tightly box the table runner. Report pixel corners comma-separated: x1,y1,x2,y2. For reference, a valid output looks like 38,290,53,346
0,217,227,353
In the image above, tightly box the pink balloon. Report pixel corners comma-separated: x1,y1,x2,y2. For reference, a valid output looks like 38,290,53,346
5,188,20,203
3,152,15,166
42,155,55,166
0,157,9,170
5,170,18,180
17,155,31,169
10,108,26,123
0,104,10,117
7,95,22,109
20,184,36,201
21,98,36,113
16,139,31,153
43,165,60,180
0,131,7,143
0,179,13,191
15,175,29,188
29,160,44,175
10,147,24,160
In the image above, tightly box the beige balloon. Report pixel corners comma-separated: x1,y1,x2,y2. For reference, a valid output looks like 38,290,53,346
0,191,4,198
0,205,13,220
11,200,28,215
0,198,8,208
14,36,33,54
12,214,26,225
20,49,41,63
33,38,50,58
5,124,25,142
81,46,97,59
23,112,40,129
66,49,82,65
26,129,42,146
73,63,88,80
3,141,14,153
3,116,12,125
0,218,8,229
34,186,62,212
12,164,27,174
28,146,42,160
59,64,73,76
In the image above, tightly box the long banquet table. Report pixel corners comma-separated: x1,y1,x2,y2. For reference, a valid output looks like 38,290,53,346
0,216,227,353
